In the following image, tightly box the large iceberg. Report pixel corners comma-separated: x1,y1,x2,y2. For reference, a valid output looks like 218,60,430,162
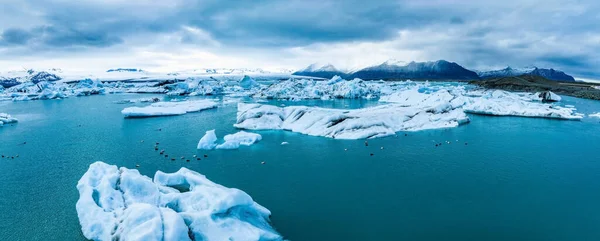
121,100,217,117
380,85,582,120
234,102,469,139
197,130,262,150
0,113,18,126
462,90,579,119
253,76,382,100
76,161,282,241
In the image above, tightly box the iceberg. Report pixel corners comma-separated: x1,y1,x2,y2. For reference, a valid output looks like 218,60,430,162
197,130,262,150
462,90,581,120
121,100,217,118
253,76,381,100
234,103,469,139
76,161,282,241
590,112,600,118
0,113,18,126
239,75,261,90
197,130,218,150
380,85,582,120
216,131,262,149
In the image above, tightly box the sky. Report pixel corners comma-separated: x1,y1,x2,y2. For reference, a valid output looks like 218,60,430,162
0,0,599,79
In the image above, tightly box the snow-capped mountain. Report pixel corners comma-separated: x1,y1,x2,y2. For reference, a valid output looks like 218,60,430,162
292,63,348,79
350,60,480,80
477,67,535,79
478,66,575,82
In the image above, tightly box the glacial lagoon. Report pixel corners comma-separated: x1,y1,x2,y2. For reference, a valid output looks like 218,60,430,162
1,92,600,240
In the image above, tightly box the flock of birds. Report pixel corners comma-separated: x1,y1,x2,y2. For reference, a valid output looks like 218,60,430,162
135,140,209,168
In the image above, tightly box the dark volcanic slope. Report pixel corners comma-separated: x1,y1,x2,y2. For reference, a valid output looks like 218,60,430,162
471,74,600,100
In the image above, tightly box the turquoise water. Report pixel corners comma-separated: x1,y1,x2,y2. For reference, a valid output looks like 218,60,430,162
1,94,600,240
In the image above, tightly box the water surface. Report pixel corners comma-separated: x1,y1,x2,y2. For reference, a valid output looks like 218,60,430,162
1,94,600,240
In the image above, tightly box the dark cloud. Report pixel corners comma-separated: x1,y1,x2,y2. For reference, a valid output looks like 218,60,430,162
1,28,33,45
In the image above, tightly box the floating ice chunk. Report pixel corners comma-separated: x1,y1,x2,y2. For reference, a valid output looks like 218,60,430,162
235,103,469,139
76,162,282,241
239,75,260,89
0,113,18,126
121,100,217,117
198,130,262,150
590,112,600,118
216,131,262,149
197,130,218,150
281,142,289,145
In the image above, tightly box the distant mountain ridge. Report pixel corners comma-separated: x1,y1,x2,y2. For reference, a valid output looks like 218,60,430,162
294,61,576,82
477,66,575,82
294,60,480,80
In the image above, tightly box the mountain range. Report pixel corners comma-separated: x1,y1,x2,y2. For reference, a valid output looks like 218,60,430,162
293,61,576,82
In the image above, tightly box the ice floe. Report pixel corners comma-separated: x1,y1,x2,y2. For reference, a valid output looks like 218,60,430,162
197,130,262,150
0,113,18,126
121,100,217,117
76,161,282,241
590,113,600,118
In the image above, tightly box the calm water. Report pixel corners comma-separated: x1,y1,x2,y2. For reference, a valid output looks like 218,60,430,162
1,94,600,241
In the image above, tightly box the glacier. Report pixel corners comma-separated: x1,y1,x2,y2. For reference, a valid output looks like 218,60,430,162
197,130,262,150
76,161,282,241
121,100,218,118
0,113,18,127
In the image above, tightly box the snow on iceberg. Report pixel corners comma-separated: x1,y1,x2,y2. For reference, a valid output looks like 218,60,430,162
121,100,217,118
0,113,18,126
76,161,282,241
234,102,469,139
198,130,262,150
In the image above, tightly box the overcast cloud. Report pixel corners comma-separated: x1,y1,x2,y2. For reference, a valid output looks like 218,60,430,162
0,0,598,78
